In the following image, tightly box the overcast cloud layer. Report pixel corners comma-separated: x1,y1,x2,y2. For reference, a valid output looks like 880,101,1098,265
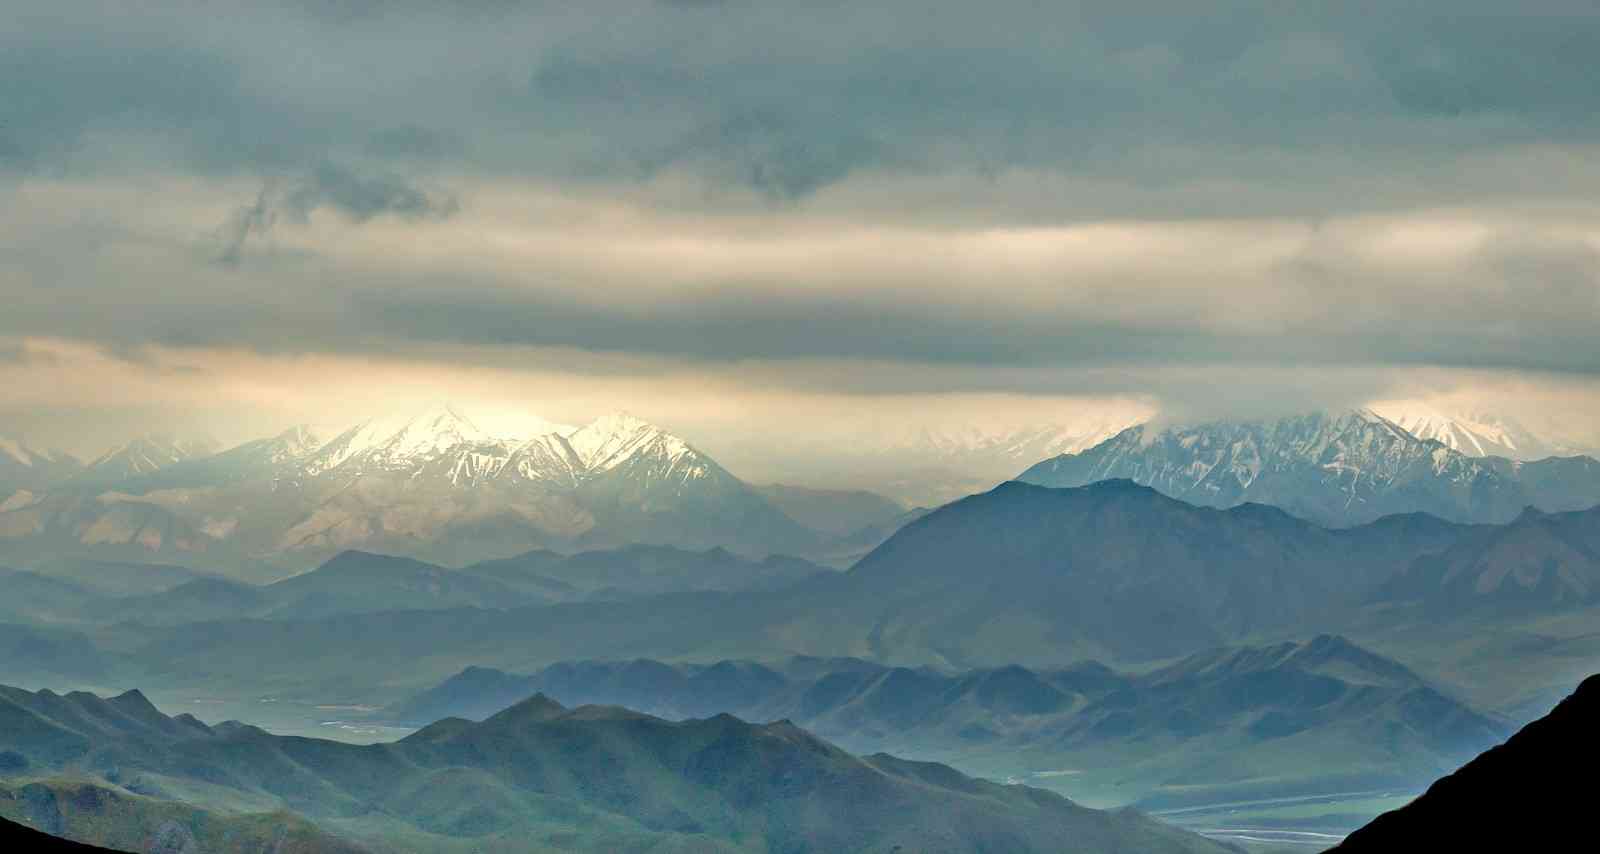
3,1,1599,464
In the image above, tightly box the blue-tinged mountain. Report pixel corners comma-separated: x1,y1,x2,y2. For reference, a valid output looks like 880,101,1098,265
828,478,1465,662
0,683,1236,854
1376,503,1600,611
115,480,1489,695
1018,410,1600,527
391,636,1507,806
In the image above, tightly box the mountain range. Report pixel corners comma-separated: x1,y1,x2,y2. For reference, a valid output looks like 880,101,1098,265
0,407,821,578
1368,401,1596,460
0,546,834,629
1019,410,1600,527
7,406,1598,578
388,635,1508,806
87,478,1600,705
0,683,1235,854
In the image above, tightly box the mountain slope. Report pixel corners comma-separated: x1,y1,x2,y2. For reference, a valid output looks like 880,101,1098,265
0,436,81,502
261,550,535,619
1,815,125,854
753,484,906,536
1376,504,1600,610
74,436,217,487
830,479,1460,662
1018,411,1600,526
1366,402,1584,460
0,684,1236,854
1333,672,1599,851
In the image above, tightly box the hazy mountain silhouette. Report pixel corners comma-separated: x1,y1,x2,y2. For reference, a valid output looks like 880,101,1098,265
391,636,1506,801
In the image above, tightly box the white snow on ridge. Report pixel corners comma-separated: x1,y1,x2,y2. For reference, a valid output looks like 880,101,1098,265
1367,400,1579,460
295,405,713,489
567,413,694,473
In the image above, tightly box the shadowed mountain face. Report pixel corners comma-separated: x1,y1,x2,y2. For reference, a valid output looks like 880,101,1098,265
831,479,1467,662
1018,412,1600,527
390,636,1507,802
1376,504,1600,610
0,684,1237,854
1334,673,1600,852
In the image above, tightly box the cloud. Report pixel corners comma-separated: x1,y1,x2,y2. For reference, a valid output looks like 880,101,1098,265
214,163,458,266
4,1,1600,212
3,1,1600,458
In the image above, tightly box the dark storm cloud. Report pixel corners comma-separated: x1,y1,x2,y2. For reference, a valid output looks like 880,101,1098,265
6,1,1600,204
215,163,459,266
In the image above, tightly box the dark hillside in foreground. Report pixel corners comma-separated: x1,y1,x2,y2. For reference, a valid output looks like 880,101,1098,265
1,817,123,853
1334,672,1599,851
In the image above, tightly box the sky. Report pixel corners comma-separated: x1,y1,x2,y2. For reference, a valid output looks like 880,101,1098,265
4,0,1600,468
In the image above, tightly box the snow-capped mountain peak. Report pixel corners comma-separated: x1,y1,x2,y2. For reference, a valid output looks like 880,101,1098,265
380,404,491,460
1017,409,1540,526
1365,401,1580,460
265,425,323,464
566,413,695,474
303,404,496,477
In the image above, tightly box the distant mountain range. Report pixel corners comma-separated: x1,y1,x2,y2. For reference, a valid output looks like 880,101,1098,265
390,635,1507,804
87,479,1600,706
0,683,1235,854
0,407,824,577
6,406,1597,574
1334,672,1598,852
0,546,834,627
1019,410,1600,527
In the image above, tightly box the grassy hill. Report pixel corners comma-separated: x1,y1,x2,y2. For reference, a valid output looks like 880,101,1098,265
387,636,1507,809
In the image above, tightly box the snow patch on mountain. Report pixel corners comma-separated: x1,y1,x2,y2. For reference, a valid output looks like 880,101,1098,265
1368,401,1585,460
85,435,216,479
1017,409,1544,525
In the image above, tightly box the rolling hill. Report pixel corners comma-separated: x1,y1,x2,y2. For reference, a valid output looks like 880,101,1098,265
388,636,1507,806
0,684,1237,854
